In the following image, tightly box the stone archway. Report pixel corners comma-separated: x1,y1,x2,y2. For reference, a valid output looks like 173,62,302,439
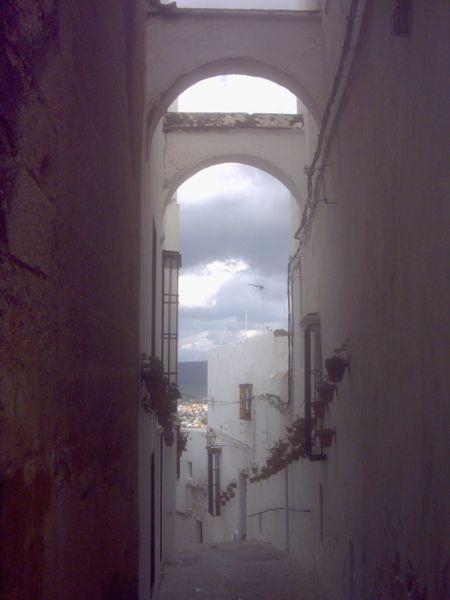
162,112,308,208
146,10,325,143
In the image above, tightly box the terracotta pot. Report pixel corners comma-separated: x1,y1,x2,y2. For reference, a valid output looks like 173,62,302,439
325,356,348,383
316,383,336,403
316,428,335,448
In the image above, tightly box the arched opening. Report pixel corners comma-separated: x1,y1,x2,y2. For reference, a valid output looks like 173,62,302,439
162,73,303,354
165,154,303,208
175,162,291,349
167,161,293,545
142,69,311,583
146,57,321,146
162,74,310,208
174,74,298,113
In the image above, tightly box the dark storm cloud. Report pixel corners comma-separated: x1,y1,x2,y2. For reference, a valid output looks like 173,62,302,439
179,170,291,275
178,165,291,360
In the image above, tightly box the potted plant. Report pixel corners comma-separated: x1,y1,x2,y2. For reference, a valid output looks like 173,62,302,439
316,380,337,403
316,428,335,448
140,354,181,446
325,339,349,383
141,354,164,399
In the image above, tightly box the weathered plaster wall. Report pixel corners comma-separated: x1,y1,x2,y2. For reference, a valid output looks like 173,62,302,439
0,2,146,598
288,3,450,598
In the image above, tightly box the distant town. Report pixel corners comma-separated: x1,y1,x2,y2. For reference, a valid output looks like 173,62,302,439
177,401,207,429
177,361,207,428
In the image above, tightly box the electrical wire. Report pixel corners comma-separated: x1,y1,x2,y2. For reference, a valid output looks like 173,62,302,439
287,0,364,405
206,393,282,407
296,0,363,242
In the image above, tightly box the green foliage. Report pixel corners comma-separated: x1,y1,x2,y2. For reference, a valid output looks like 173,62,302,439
141,353,182,446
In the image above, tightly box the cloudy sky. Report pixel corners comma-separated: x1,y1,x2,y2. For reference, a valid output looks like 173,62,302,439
175,76,298,361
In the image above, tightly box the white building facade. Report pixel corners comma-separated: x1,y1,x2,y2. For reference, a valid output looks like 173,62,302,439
175,428,208,544
205,331,290,549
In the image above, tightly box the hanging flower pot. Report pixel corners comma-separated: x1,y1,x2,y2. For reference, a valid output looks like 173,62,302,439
325,339,349,383
325,355,348,383
311,400,327,420
316,428,335,448
316,381,337,403
163,424,175,446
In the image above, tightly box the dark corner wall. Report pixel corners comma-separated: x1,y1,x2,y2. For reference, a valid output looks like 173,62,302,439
0,2,146,598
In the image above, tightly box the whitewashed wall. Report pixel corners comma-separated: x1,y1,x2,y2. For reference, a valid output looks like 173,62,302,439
177,428,208,513
163,118,308,208
139,117,178,597
206,332,290,546
284,5,449,599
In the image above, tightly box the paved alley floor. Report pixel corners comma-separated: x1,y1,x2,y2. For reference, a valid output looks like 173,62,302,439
159,541,328,600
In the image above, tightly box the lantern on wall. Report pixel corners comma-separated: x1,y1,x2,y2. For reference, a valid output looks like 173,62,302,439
206,427,217,448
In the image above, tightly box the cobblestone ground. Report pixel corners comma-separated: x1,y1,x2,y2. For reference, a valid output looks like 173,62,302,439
159,541,328,599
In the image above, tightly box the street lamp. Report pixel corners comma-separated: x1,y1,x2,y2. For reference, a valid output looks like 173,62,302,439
206,427,217,447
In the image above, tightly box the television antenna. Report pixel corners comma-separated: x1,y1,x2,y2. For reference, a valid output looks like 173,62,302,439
248,283,266,332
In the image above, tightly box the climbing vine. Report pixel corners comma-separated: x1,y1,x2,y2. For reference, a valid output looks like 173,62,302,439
250,417,306,483
219,480,237,506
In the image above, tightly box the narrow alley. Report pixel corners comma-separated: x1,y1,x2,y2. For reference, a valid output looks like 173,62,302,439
159,541,327,600
1,1,448,599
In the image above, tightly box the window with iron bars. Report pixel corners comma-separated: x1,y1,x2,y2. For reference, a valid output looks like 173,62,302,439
302,314,322,454
239,383,253,420
208,447,221,516
161,250,181,384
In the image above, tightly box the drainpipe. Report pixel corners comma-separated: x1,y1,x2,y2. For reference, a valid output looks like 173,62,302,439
285,464,290,553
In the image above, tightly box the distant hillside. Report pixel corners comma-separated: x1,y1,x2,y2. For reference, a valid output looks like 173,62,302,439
178,361,207,401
